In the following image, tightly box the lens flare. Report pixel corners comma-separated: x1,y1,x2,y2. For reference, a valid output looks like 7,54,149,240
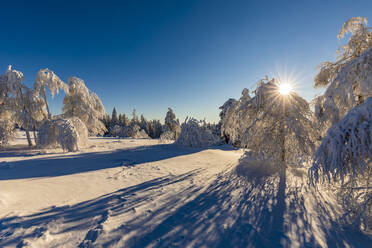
278,83,292,95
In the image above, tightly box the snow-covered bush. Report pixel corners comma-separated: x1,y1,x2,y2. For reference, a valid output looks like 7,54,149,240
310,98,372,231
109,124,149,139
159,130,177,142
110,125,123,137
63,77,107,136
125,124,149,139
132,128,150,139
310,97,372,182
309,97,372,181
37,117,88,152
175,118,220,147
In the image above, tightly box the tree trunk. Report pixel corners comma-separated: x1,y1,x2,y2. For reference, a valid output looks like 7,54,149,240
279,117,286,169
25,129,33,146
41,87,51,119
280,138,286,167
33,125,37,144
17,86,33,147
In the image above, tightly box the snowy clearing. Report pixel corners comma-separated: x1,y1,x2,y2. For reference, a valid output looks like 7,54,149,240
0,132,370,247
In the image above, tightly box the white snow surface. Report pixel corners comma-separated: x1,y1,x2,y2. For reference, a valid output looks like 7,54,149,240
0,131,370,247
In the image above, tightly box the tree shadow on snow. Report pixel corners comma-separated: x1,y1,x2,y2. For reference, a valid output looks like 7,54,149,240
0,144,231,180
1,160,370,247
121,161,371,248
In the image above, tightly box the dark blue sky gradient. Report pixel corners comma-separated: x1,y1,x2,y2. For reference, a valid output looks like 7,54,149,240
1,0,372,122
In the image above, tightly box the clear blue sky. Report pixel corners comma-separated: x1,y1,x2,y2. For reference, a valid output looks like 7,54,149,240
1,0,372,123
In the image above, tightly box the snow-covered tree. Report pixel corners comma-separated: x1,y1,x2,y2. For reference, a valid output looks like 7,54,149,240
225,78,316,166
0,66,67,146
131,109,139,125
34,68,68,118
310,97,372,231
0,65,43,146
314,17,372,132
118,114,123,125
219,88,251,146
0,68,18,146
111,107,119,127
119,113,130,127
164,108,178,131
37,117,88,152
315,17,372,88
0,111,15,147
148,119,162,139
17,87,48,138
63,77,107,136
310,18,372,232
175,117,221,147
140,114,150,135
101,114,111,133
161,108,181,140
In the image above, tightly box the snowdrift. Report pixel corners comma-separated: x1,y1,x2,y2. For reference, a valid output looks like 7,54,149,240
37,117,88,152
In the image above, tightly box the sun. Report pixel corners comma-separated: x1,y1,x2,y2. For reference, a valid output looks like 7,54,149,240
278,83,293,95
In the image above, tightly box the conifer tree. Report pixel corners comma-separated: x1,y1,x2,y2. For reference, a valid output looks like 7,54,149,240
111,107,119,127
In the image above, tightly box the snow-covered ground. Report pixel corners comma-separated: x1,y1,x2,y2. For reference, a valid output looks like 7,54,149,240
0,132,370,247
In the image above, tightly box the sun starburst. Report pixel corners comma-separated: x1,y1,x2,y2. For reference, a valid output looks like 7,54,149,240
278,83,293,95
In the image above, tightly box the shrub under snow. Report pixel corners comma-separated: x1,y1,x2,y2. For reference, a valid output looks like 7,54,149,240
175,118,221,147
109,124,149,139
37,117,88,152
159,131,176,142
310,97,372,183
310,97,372,231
